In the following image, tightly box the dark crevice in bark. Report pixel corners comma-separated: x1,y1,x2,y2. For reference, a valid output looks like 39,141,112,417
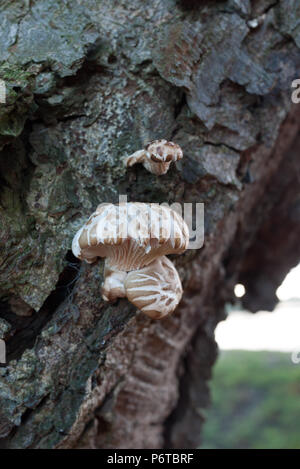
263,1,280,16
0,251,81,363
174,92,186,120
0,392,51,449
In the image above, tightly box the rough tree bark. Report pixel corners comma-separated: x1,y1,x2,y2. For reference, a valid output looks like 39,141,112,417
0,0,300,449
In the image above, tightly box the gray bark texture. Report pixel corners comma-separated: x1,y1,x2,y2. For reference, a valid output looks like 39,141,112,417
0,0,300,449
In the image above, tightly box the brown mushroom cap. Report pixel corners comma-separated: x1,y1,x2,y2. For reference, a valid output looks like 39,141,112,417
124,140,183,175
124,256,183,319
72,202,189,271
145,139,183,163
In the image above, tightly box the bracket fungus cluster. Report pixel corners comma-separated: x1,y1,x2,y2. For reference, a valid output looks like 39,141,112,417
72,202,189,319
124,139,183,175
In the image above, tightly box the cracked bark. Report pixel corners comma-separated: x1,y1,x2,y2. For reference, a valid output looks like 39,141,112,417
0,0,299,449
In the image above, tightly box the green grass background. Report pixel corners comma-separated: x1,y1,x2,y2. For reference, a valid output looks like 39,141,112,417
201,350,300,449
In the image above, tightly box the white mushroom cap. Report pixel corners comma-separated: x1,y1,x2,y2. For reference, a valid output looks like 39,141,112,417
124,139,183,175
124,256,183,319
72,202,189,272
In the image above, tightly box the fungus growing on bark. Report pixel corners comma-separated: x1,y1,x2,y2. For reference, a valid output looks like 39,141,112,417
124,139,183,175
72,202,189,318
124,256,183,319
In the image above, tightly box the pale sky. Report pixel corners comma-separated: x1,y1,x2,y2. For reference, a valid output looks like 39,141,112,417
276,264,300,301
216,264,300,352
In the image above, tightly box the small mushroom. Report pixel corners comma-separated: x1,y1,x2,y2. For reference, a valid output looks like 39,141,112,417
124,256,183,320
72,202,189,318
124,139,183,175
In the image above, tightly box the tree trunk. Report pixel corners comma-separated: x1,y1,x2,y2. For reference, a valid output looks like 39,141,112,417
0,0,300,449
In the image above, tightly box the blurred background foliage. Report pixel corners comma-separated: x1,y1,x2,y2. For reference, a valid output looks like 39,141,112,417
201,350,300,449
